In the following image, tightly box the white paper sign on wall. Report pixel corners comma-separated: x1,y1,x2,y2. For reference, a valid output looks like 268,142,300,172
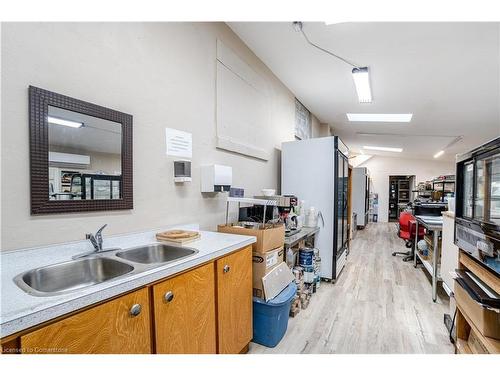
165,128,192,158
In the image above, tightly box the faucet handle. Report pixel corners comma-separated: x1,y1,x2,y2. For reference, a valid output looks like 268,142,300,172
86,233,99,251
95,224,107,248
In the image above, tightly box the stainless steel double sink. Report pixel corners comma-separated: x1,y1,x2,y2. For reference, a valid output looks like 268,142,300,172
14,243,198,296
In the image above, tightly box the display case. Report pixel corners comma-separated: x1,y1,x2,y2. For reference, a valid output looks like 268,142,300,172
455,137,500,277
71,174,122,200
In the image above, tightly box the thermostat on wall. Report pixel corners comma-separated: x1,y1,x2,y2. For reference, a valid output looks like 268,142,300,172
174,160,192,182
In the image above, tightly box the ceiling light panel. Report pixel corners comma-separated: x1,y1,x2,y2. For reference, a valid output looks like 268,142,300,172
363,146,403,153
352,67,372,103
434,150,445,158
347,113,413,122
48,116,84,128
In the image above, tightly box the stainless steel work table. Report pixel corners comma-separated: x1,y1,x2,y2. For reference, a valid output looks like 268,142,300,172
284,226,320,248
413,215,443,302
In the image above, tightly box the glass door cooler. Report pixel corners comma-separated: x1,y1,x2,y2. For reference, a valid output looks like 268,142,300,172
455,136,500,277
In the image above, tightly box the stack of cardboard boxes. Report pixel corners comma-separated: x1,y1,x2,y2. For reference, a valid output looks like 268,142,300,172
252,246,284,299
218,223,291,300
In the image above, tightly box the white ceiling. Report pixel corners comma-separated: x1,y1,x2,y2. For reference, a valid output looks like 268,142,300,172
229,22,500,161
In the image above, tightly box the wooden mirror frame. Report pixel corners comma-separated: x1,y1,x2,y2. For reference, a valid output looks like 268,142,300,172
29,86,133,214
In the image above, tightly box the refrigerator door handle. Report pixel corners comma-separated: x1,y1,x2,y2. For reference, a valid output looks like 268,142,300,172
317,210,325,227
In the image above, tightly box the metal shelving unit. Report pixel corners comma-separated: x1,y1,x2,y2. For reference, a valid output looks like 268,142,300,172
225,197,278,225
415,251,442,282
413,215,443,302
389,176,412,221
432,176,455,202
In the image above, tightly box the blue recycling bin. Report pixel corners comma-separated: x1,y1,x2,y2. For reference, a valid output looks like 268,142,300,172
252,282,297,347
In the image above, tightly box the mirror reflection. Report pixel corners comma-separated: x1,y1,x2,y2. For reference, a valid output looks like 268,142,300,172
48,106,122,200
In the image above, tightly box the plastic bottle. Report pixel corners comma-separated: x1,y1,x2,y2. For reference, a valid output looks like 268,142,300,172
313,248,321,289
286,247,295,269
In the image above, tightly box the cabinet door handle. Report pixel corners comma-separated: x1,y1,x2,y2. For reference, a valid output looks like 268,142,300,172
129,303,142,317
223,264,230,273
164,291,174,302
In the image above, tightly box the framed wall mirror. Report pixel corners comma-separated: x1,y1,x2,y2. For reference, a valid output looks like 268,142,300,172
29,86,133,214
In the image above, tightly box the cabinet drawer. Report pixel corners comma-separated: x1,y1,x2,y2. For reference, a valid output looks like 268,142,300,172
455,282,500,340
153,262,216,354
20,288,151,354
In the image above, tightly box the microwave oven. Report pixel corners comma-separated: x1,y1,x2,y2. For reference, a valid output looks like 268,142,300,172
455,136,500,277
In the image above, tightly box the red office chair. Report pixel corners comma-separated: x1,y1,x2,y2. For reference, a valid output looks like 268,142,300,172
392,211,425,262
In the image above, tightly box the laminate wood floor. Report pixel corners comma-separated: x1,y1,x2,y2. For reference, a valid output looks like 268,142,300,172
249,222,455,354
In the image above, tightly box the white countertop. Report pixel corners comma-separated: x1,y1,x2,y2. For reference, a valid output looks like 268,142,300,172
415,215,443,229
0,224,256,338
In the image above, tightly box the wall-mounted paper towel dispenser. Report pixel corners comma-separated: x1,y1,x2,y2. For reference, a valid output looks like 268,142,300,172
201,165,232,193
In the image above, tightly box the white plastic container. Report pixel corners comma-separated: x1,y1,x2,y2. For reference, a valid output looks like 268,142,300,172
305,207,318,227
261,188,276,196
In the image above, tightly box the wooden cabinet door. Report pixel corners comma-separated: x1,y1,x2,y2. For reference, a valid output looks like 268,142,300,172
153,262,216,354
216,246,253,354
20,288,151,354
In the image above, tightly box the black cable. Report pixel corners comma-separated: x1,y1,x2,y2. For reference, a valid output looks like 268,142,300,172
449,307,457,344
294,22,360,69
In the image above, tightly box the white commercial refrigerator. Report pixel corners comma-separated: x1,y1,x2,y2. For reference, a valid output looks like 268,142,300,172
281,136,349,281
352,167,370,228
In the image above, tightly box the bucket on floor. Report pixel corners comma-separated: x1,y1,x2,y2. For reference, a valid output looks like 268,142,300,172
298,247,314,267
252,282,297,348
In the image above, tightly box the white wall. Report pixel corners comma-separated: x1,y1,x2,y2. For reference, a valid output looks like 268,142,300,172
1,22,321,251
358,155,455,222
311,116,330,138
311,115,329,138
50,146,122,175
350,154,373,168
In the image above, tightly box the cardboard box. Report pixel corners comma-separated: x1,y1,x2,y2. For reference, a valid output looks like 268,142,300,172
261,262,294,301
455,282,500,339
252,247,284,299
218,224,285,253
253,247,284,285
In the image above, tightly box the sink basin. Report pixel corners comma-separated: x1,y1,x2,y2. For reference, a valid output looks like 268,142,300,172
116,243,198,264
15,257,134,296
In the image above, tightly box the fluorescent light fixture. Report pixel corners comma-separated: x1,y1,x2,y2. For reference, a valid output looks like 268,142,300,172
47,116,83,128
434,150,445,158
432,136,462,158
352,67,372,103
363,146,403,153
347,113,413,122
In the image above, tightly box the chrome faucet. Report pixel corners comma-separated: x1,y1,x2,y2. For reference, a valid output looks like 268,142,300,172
86,224,108,252
74,224,120,259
